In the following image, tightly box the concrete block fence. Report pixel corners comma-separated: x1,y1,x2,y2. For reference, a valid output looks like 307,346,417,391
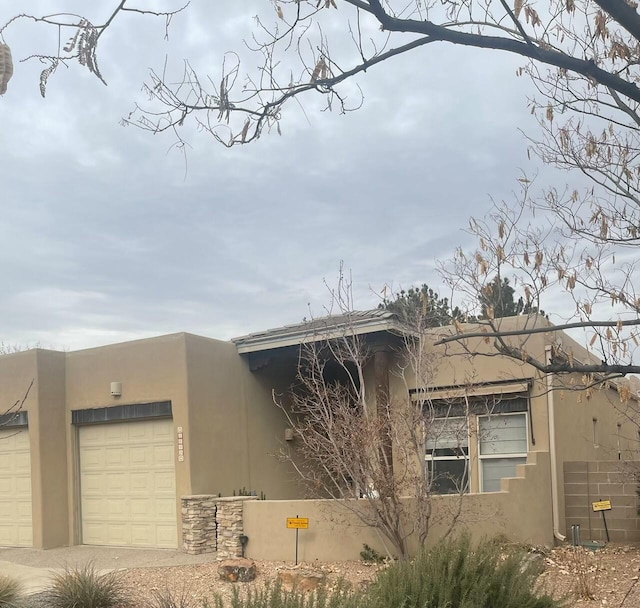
564,461,640,542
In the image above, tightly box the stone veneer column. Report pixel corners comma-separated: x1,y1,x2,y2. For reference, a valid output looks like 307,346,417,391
181,495,218,554
215,496,257,560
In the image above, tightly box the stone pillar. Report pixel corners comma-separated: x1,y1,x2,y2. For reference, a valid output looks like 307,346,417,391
181,495,218,554
215,496,257,560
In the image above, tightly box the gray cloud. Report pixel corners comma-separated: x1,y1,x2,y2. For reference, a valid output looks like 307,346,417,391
0,1,561,350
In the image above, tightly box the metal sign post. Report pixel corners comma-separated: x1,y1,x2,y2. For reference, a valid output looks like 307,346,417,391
592,499,612,542
286,516,309,565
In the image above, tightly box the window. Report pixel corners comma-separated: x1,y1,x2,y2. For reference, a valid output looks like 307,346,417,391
478,413,527,492
426,417,469,494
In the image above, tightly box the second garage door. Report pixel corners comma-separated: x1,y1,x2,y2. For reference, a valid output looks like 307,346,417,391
79,418,177,548
0,428,32,547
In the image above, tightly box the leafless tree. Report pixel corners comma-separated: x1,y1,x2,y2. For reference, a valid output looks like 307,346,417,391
275,271,487,559
437,178,640,396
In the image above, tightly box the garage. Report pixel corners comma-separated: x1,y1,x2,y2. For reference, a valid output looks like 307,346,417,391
78,418,177,548
0,428,32,547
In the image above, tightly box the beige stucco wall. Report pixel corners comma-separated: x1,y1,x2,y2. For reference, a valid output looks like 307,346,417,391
1,315,636,551
32,350,68,549
243,450,553,561
183,334,300,500
0,349,69,549
64,333,191,544
0,332,305,549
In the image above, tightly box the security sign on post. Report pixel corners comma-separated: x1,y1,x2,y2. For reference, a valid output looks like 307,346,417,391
592,499,612,542
286,517,309,529
287,516,308,564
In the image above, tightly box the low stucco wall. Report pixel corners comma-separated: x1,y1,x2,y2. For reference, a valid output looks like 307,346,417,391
243,451,553,561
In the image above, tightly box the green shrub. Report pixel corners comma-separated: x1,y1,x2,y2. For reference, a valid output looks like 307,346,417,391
0,574,24,608
46,563,130,608
362,535,563,608
359,544,385,564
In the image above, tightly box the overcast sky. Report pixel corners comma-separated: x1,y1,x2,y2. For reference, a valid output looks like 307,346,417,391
0,1,558,351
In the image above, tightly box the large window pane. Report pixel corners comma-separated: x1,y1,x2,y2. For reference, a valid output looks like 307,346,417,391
427,459,469,494
481,457,526,492
426,417,469,494
479,414,527,455
426,417,468,457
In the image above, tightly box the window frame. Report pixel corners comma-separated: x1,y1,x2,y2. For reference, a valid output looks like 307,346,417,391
425,415,471,494
477,411,528,493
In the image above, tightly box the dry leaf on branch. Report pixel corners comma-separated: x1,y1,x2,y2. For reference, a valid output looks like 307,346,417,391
310,57,330,82
0,43,13,95
40,60,59,98
514,0,523,19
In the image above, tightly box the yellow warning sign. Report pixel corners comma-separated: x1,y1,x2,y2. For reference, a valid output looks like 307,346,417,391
592,500,612,512
286,517,309,529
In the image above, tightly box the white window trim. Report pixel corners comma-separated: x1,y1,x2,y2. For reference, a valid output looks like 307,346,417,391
477,411,528,493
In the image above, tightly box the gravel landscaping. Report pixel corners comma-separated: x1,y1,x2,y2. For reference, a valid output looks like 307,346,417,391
113,544,640,607
11,543,640,607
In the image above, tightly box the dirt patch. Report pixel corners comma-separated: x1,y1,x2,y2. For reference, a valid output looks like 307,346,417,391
119,544,640,607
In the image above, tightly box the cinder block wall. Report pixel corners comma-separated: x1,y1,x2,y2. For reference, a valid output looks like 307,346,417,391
564,461,640,542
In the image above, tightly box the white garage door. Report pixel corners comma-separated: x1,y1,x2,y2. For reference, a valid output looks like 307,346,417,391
0,428,32,547
79,419,177,548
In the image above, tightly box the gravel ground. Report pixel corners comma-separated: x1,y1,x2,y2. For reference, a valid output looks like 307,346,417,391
119,559,383,606
15,544,640,607
539,544,640,607
115,545,640,607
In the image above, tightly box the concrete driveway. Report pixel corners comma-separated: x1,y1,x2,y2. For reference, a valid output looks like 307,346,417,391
0,546,215,594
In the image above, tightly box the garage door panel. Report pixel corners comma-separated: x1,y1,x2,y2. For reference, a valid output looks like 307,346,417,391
153,445,174,466
0,429,32,547
17,525,32,546
0,501,16,518
131,524,153,546
154,473,175,493
106,447,129,466
156,525,176,545
155,498,175,517
79,419,177,548
15,453,30,472
129,472,152,492
82,497,105,517
129,446,151,467
82,522,105,544
81,447,105,468
0,453,11,471
106,472,128,492
82,473,105,493
105,425,127,441
152,424,172,440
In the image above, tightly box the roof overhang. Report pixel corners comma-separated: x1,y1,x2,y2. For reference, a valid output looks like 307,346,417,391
232,310,410,354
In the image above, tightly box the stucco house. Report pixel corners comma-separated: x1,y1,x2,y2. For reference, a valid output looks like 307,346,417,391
0,311,637,556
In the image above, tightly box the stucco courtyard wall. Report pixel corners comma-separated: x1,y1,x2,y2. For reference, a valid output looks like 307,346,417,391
242,451,553,561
